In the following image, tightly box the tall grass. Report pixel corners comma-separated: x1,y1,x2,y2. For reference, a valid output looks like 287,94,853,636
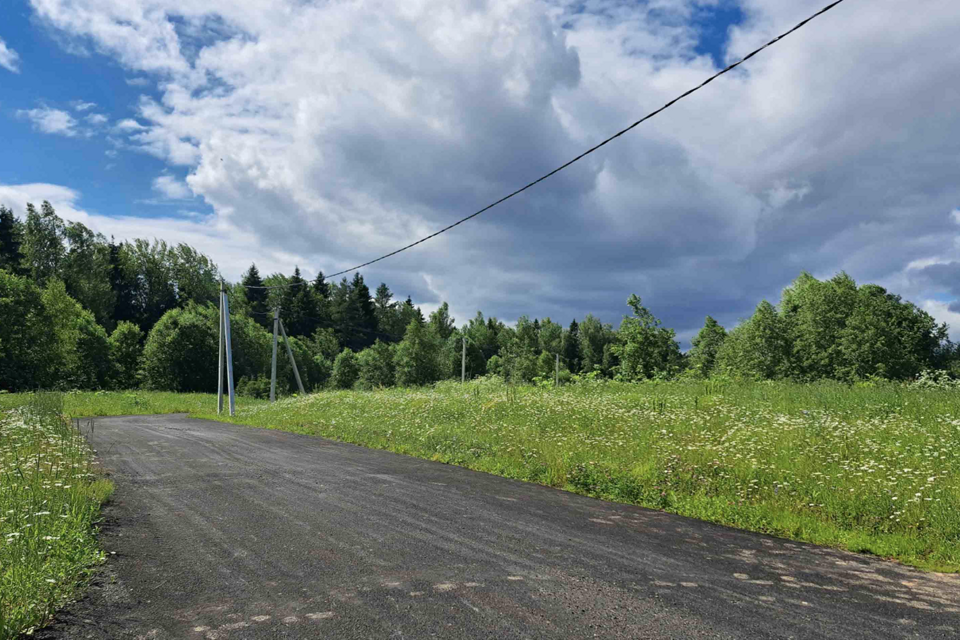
0,393,113,639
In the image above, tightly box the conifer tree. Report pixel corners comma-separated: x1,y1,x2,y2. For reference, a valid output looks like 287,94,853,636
562,319,581,374
0,205,24,274
241,263,269,326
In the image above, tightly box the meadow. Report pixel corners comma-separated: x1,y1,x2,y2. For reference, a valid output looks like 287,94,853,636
0,394,112,639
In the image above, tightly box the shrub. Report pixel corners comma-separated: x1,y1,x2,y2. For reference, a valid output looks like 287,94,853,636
331,349,359,389
108,321,143,389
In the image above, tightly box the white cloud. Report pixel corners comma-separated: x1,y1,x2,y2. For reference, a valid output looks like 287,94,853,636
72,100,97,111
86,113,109,125
0,37,20,73
17,106,79,137
114,118,146,132
23,0,960,338
922,300,960,343
152,174,192,199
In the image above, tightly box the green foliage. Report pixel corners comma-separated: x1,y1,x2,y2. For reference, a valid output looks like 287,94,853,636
611,295,682,381
486,354,503,376
716,300,791,380
0,394,112,639
0,271,58,391
61,221,114,330
0,205,24,275
395,319,442,386
241,263,269,327
141,304,218,392
428,302,455,341
21,202,65,287
41,280,111,390
538,318,562,355
561,319,581,374
358,340,396,388
688,316,726,378
237,375,272,399
331,349,359,389
579,314,615,376
108,322,143,389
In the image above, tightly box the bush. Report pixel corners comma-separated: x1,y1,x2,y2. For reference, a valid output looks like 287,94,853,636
108,321,143,389
141,305,218,392
237,375,272,399
358,340,395,389
331,349,359,389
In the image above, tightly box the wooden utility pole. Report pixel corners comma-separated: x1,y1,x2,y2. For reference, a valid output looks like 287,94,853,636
461,335,467,384
555,353,560,387
270,306,280,402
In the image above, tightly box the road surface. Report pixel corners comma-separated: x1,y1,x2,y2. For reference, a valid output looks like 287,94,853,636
37,414,960,639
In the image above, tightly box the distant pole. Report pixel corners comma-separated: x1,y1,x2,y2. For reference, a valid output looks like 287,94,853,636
270,306,280,402
461,335,466,384
217,283,225,415
555,353,559,387
222,287,236,416
279,319,306,395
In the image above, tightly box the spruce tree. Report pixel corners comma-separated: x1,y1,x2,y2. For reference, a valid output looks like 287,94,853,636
562,319,581,373
241,263,269,326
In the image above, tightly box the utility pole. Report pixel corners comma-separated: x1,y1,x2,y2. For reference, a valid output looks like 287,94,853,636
217,282,225,414
555,353,560,387
461,335,467,384
279,319,306,395
270,305,280,402
221,283,236,416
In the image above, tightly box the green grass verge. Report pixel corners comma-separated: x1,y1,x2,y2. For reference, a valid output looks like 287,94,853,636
4,379,958,573
0,393,113,639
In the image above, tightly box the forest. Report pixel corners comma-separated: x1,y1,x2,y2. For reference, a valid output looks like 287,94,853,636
1,201,957,395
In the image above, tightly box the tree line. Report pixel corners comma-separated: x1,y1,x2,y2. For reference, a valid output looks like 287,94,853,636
0,202,957,394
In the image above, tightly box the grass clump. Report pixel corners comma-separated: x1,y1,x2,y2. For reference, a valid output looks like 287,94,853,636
0,393,113,639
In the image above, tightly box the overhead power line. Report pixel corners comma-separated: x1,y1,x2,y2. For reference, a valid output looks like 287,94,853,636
323,0,847,280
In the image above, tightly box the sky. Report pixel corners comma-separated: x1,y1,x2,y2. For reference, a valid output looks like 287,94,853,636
1,0,959,346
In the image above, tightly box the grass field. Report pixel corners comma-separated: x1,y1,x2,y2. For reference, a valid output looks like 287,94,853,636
0,394,112,640
2,378,959,578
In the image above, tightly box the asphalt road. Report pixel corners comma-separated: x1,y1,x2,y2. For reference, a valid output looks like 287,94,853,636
37,414,960,640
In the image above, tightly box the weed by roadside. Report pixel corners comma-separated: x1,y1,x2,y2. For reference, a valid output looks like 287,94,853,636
0,393,113,639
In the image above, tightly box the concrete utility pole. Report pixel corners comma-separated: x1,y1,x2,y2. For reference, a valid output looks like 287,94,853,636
279,319,305,395
221,284,236,416
461,335,467,384
217,283,225,415
270,306,280,402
